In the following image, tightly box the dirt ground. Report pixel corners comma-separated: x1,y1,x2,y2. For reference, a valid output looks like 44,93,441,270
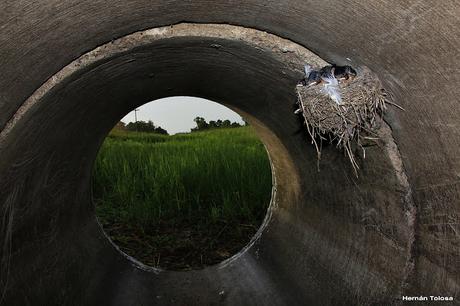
100,218,259,270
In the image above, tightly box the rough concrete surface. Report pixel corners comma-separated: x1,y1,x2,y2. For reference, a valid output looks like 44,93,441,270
0,1,459,305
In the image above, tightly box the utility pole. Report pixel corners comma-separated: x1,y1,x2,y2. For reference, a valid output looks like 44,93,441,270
134,108,140,132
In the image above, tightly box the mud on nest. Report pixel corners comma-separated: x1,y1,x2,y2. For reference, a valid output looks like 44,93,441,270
296,66,397,175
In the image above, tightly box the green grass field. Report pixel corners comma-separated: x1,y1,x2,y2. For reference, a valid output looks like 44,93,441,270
92,126,272,269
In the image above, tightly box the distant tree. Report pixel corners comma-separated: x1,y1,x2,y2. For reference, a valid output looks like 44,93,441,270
208,120,217,129
191,117,244,132
126,120,168,135
153,126,168,135
191,117,209,131
222,120,231,128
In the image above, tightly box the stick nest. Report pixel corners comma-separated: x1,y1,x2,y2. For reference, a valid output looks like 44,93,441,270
296,66,387,174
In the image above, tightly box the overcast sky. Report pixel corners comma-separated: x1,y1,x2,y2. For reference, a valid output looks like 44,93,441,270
121,96,244,134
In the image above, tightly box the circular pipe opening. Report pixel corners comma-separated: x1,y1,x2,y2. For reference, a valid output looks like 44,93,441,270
92,97,274,271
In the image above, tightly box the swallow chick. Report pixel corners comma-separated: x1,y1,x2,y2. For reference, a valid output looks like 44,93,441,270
319,65,336,79
320,65,357,83
333,65,357,82
306,70,322,86
297,64,357,88
298,64,322,87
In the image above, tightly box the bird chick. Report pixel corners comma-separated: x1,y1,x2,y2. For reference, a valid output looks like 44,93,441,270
320,65,357,82
298,65,321,86
319,65,335,78
305,70,322,86
298,70,322,87
333,65,357,82
298,64,357,87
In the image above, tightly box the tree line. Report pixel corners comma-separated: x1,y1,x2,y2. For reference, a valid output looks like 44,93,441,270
191,117,246,132
115,121,168,135
114,117,246,135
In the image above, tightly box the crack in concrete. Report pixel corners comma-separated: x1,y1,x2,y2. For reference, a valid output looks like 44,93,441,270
379,119,418,302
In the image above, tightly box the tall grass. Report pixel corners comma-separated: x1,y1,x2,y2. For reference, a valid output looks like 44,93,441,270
92,127,272,230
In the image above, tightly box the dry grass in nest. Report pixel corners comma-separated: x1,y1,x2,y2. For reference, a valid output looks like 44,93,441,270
296,66,399,175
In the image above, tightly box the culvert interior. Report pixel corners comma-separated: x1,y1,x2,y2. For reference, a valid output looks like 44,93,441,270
0,3,459,306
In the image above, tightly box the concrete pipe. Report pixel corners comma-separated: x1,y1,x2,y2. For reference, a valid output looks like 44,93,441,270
0,2,458,305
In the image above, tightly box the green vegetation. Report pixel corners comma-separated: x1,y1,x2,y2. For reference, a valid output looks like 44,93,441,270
92,126,272,270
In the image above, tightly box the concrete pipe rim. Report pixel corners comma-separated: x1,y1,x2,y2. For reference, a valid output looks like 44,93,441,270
0,23,325,273
0,22,416,306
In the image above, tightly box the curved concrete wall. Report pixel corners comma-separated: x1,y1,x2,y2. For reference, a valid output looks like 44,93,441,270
0,2,458,305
